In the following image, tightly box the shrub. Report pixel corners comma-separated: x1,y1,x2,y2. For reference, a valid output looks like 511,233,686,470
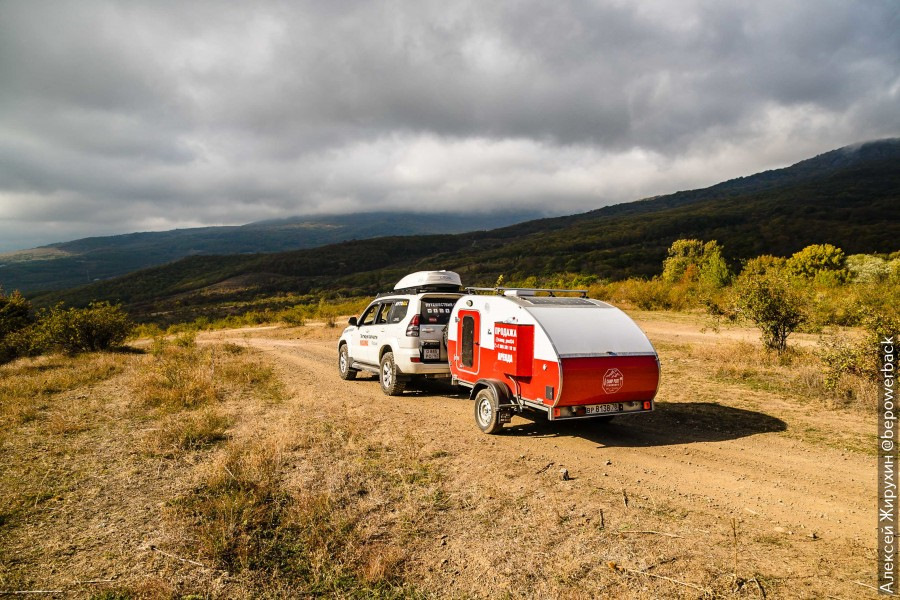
787,244,849,282
661,239,731,288
819,311,900,407
278,306,308,326
0,289,33,338
0,289,36,364
847,254,891,283
728,271,806,352
818,336,864,392
890,258,900,283
132,322,165,339
1,326,46,361
35,302,133,354
740,255,787,278
590,277,701,311
813,269,849,287
317,298,337,327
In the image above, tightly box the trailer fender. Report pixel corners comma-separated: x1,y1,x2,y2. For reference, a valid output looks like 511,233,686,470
471,379,517,416
470,379,511,405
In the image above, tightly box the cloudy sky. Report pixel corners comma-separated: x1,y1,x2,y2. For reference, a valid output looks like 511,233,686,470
1,1,898,252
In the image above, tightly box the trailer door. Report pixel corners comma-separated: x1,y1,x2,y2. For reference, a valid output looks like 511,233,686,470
457,310,480,374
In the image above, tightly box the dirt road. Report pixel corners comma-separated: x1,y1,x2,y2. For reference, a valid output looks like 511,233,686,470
208,317,877,598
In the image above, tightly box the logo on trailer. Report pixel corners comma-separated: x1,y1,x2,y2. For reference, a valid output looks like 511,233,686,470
602,368,624,394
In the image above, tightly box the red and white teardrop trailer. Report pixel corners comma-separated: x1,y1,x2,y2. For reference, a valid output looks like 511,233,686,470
447,288,660,433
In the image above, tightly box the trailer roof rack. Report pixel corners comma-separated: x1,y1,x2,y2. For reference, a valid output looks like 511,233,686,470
465,286,589,298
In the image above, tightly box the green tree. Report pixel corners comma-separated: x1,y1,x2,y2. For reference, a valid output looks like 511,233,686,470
730,271,806,353
0,289,33,339
0,289,35,364
697,243,731,289
787,244,848,283
661,239,731,288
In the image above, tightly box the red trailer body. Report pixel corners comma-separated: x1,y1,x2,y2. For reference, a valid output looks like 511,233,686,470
448,290,660,433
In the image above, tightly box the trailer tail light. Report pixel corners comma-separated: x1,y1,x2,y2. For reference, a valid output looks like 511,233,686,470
406,314,420,337
643,401,652,411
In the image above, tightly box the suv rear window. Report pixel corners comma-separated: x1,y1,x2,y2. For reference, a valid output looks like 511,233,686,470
420,298,457,325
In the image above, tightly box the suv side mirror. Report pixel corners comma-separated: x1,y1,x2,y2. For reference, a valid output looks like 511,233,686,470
348,316,358,326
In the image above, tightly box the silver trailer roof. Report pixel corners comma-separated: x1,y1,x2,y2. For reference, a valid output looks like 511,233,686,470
503,296,656,358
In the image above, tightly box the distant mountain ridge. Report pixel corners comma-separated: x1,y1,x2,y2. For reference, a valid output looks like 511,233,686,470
0,211,544,293
29,138,900,322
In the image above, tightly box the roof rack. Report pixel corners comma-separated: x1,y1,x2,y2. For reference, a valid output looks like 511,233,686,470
465,286,589,298
376,284,463,298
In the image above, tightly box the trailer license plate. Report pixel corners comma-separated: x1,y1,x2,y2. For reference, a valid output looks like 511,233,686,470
587,403,622,415
423,348,440,360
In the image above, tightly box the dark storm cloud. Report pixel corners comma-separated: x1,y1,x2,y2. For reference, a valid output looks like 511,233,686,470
0,0,898,251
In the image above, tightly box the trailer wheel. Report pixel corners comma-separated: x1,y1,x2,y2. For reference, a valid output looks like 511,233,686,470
379,351,405,396
474,387,503,434
338,344,357,380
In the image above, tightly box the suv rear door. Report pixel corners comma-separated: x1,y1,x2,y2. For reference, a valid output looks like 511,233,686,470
419,296,459,362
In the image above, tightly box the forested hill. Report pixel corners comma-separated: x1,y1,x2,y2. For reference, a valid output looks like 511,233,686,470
31,138,900,320
0,211,543,293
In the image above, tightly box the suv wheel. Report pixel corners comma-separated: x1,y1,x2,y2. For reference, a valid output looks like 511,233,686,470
379,351,405,396
338,344,357,380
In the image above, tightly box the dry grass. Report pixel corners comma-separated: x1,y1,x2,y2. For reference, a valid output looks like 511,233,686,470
144,409,232,456
133,336,220,411
132,336,283,459
133,336,283,414
163,417,439,597
0,338,294,597
174,435,290,573
657,334,875,455
0,352,123,426
683,338,877,410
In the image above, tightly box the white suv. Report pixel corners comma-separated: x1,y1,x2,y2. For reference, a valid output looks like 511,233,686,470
338,271,463,395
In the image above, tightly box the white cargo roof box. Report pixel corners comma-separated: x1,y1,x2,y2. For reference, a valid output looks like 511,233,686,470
393,270,462,291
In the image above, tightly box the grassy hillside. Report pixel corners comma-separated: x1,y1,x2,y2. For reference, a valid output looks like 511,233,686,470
31,139,900,321
0,211,542,293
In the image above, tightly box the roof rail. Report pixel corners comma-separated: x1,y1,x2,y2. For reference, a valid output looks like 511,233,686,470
465,286,589,298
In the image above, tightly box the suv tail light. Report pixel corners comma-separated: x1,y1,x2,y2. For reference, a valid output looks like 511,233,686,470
406,314,420,337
